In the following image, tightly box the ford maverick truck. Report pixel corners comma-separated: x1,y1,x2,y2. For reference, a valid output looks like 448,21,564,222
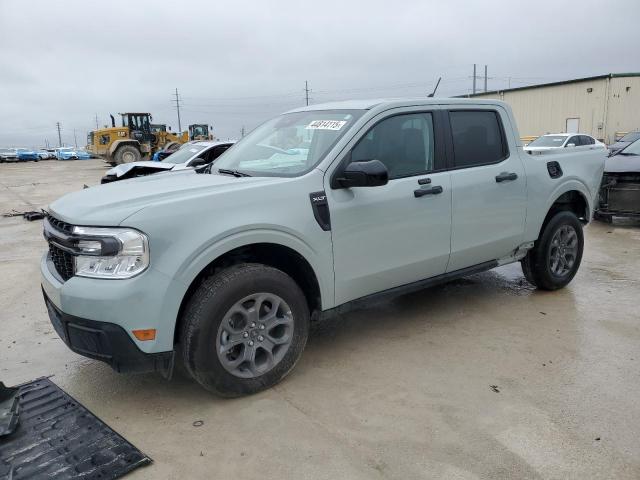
41,98,606,396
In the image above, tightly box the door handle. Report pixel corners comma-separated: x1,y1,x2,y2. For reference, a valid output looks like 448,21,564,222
495,172,518,183
414,185,443,197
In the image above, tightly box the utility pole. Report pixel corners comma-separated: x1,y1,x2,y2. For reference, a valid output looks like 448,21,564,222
56,122,62,147
471,64,489,94
45,139,49,148
304,80,310,106
95,114,99,130
484,65,488,92
73,129,78,149
241,126,246,138
173,88,182,132
473,64,476,95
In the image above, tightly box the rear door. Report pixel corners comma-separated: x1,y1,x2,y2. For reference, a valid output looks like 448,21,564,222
446,108,527,272
327,109,452,305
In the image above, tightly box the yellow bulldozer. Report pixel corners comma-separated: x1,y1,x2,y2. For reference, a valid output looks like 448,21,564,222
87,113,214,165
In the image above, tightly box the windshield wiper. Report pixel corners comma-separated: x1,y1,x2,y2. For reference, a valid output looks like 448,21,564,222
618,152,639,156
217,168,251,177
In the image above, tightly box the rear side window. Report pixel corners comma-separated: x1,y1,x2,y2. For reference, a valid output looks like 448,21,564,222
449,110,507,168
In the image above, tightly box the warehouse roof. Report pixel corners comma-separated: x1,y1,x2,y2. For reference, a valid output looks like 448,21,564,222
464,72,640,97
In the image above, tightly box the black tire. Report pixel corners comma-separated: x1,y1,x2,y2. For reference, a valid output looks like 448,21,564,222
521,211,584,290
113,145,141,165
180,263,310,397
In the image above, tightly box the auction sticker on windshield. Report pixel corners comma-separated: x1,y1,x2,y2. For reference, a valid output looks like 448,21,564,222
306,120,347,130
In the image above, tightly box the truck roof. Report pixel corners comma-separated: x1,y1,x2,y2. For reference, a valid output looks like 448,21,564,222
286,97,509,112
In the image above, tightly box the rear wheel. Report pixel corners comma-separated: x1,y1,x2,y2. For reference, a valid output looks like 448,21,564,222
521,211,584,290
113,145,141,165
180,264,310,397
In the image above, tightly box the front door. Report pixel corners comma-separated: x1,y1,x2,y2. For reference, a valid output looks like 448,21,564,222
446,108,527,272
327,111,452,305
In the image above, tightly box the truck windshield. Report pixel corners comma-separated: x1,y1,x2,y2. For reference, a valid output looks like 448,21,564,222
213,109,365,177
528,135,568,147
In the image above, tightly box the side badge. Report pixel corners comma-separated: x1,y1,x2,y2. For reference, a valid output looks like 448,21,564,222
309,191,331,231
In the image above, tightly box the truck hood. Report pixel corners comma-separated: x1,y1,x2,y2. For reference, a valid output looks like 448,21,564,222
604,154,640,173
106,161,176,177
48,171,282,226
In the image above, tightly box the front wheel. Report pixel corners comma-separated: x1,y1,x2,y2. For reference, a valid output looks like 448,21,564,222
180,264,310,397
521,211,584,290
113,145,141,165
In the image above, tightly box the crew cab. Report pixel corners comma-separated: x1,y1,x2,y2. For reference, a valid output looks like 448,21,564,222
41,98,605,396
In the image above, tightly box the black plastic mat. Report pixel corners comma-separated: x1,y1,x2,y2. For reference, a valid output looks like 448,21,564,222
0,378,151,479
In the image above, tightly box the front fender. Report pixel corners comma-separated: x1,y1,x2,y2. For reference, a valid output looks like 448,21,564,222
171,227,334,311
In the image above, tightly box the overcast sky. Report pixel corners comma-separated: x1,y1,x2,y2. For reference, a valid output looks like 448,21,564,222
1,0,639,148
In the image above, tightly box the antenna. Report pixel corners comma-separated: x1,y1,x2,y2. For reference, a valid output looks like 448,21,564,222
427,77,442,97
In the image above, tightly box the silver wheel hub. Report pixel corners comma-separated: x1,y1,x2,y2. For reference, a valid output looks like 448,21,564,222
549,225,578,277
216,293,293,379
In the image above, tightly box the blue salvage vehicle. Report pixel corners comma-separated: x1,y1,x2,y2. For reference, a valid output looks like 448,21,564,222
16,148,39,162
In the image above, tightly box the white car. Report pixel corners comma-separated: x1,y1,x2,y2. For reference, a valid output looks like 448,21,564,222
101,140,234,183
524,133,605,155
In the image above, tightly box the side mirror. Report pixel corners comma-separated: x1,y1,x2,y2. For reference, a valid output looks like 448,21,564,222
337,160,388,188
566,143,576,148
190,157,207,167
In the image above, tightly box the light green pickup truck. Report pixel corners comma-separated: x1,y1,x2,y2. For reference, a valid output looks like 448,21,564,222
41,98,605,396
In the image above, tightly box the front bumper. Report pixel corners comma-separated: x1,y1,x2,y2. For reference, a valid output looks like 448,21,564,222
40,247,184,361
43,290,173,374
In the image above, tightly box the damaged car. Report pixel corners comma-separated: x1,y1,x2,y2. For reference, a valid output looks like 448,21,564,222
101,140,234,183
596,138,640,222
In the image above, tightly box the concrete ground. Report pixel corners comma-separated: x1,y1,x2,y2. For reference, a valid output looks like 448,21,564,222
1,159,640,479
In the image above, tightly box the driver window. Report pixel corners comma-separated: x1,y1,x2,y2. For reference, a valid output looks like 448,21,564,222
351,113,435,179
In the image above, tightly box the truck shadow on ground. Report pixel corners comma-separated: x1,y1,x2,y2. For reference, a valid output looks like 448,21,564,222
61,262,557,405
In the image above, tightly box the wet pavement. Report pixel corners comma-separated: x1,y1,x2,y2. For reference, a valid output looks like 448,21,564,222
1,160,640,479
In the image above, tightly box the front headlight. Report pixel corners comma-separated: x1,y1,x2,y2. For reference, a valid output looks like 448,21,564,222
72,226,149,279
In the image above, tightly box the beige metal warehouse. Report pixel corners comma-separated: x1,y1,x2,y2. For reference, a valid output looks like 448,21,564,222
466,73,640,144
